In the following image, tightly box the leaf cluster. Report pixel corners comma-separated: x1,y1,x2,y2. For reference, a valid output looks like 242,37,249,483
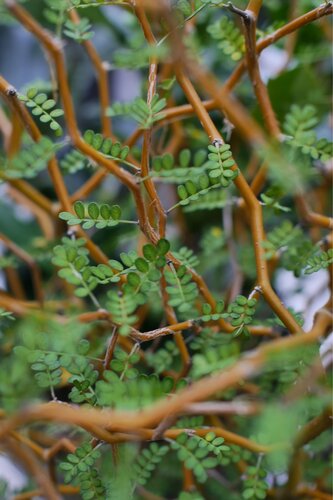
170,432,230,483
59,200,124,229
106,94,166,129
60,149,90,174
19,88,64,134
96,372,185,410
208,15,245,61
226,295,257,338
83,129,130,161
242,465,269,500
304,248,333,274
146,340,179,374
60,442,105,499
164,264,198,313
52,237,99,300
151,148,207,183
133,442,169,486
64,18,94,42
2,136,56,179
283,105,333,161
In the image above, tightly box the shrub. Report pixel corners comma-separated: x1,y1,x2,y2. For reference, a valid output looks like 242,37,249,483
0,1,332,499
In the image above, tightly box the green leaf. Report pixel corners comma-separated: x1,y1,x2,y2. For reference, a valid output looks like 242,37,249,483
156,238,170,255
135,258,149,273
143,244,158,262
110,205,121,220
74,201,85,219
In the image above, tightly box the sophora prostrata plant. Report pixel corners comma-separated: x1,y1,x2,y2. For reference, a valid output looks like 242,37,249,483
0,0,332,499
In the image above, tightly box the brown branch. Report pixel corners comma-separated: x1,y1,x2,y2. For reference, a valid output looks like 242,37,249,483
5,1,154,240
0,76,72,212
13,485,79,500
69,9,112,137
158,3,333,124
103,326,119,370
234,1,281,138
133,2,167,237
175,69,302,334
285,407,333,496
0,305,329,439
5,438,61,500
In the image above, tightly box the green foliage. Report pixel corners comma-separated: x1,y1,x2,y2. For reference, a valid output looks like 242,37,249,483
242,464,269,500
265,104,332,194
151,148,207,183
28,351,62,391
43,0,68,37
113,40,168,69
264,142,314,195
226,295,257,338
191,340,240,378
173,246,200,269
109,346,140,379
83,129,130,161
260,186,290,213
200,300,225,322
0,480,8,499
263,221,302,259
304,248,333,274
106,291,138,335
183,188,229,212
219,443,253,466
59,201,126,229
52,237,99,301
0,255,18,269
0,4,16,25
119,239,170,301
175,415,205,429
260,344,315,396
96,372,184,410
19,88,64,134
68,361,98,404
106,94,166,129
52,237,171,311
175,174,221,208
178,492,204,500
60,442,105,498
263,221,321,276
283,105,333,161
206,142,238,185
207,15,245,61
13,319,93,395
271,307,304,329
164,264,198,313
60,442,101,482
1,2,332,499
176,0,203,19
64,18,94,42
79,469,105,500
60,149,90,173
280,235,316,277
169,432,230,483
199,227,226,272
2,136,57,179
0,308,15,321
146,340,179,374
133,442,169,486
189,328,230,352
171,143,237,210
204,431,230,456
